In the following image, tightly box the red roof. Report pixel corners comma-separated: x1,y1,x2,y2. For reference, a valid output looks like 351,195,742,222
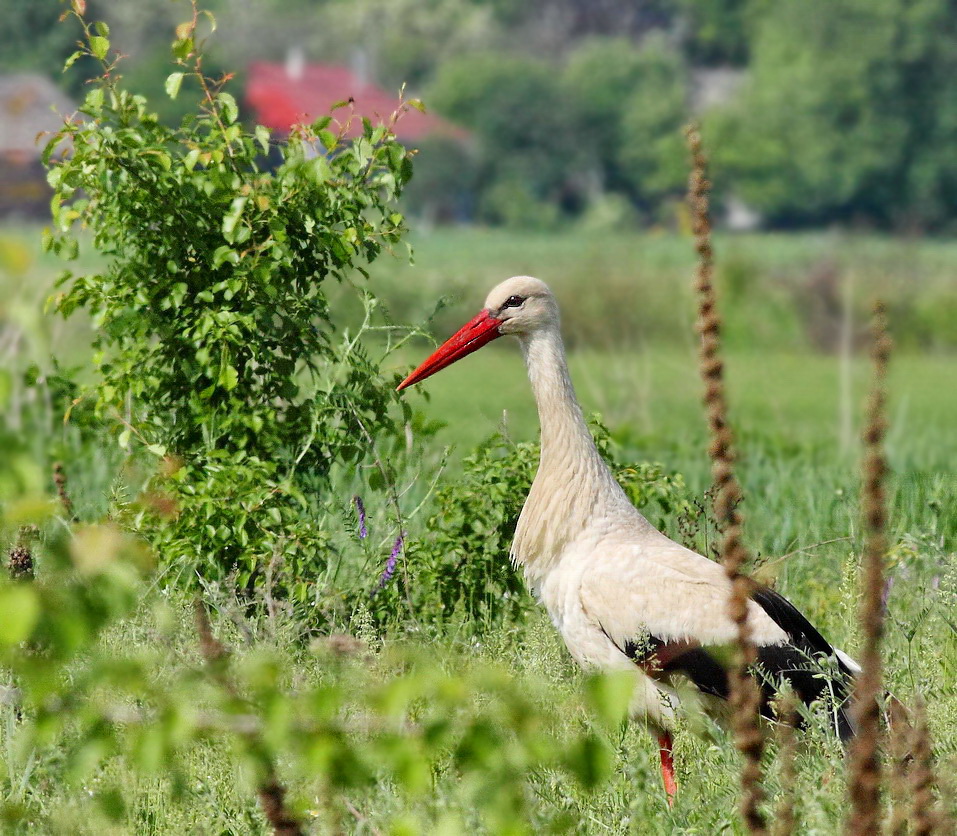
244,61,466,143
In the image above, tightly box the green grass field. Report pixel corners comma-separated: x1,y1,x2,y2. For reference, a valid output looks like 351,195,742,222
1,224,956,833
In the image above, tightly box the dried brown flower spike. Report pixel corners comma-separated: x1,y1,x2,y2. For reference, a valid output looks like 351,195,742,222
686,123,767,835
772,691,799,836
846,301,891,836
887,697,914,836
53,461,76,521
909,700,940,836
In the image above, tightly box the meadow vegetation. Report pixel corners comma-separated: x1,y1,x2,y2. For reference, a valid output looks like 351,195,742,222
2,227,956,834
1,7,956,834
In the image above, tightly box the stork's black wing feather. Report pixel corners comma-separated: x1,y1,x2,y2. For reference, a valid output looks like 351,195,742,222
751,585,855,740
751,586,854,676
618,633,731,701
602,586,856,740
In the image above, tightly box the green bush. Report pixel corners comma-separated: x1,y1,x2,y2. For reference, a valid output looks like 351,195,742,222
43,5,418,596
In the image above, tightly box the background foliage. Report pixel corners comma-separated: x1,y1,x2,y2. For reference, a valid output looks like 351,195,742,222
7,0,957,230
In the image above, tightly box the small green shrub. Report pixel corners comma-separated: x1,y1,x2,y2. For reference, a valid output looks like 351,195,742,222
43,3,419,597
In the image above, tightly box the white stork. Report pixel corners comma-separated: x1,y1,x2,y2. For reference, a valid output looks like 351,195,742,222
398,276,859,803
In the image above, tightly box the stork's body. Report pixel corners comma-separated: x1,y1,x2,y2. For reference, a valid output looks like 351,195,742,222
399,277,858,801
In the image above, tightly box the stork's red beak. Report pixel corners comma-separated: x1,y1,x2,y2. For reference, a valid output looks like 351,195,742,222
397,309,503,391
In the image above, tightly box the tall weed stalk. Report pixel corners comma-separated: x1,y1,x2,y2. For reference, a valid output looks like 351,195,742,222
686,124,766,835
846,301,891,835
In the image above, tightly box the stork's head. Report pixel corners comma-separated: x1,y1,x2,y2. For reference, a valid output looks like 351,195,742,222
397,275,557,391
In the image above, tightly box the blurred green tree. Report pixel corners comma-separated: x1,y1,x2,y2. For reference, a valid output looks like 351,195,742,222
401,135,477,223
563,38,650,196
428,53,586,226
712,0,957,230
564,35,689,216
673,0,765,66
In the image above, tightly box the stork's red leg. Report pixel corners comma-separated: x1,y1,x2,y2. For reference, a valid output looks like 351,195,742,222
658,732,677,806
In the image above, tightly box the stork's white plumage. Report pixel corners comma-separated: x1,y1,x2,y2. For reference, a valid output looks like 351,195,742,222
398,276,858,802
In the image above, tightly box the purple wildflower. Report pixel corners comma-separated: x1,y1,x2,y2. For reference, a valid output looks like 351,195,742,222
376,533,404,592
353,495,367,539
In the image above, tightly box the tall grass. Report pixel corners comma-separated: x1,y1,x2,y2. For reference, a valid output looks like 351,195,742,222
2,203,957,829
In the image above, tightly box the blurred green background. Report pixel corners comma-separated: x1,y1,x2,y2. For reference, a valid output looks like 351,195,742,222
5,0,957,230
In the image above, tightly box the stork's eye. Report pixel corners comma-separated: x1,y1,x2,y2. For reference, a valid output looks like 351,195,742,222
502,295,526,309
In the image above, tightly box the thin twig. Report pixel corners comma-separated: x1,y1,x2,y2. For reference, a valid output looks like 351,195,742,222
343,798,383,836
846,300,891,836
760,537,854,570
686,122,766,835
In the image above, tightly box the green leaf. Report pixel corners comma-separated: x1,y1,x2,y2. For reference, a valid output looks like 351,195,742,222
219,365,239,391
566,733,612,789
255,125,270,154
165,72,184,100
584,670,635,728
89,36,110,61
0,585,40,645
218,92,238,124
63,50,84,72
146,151,171,171
84,87,104,115
94,788,125,822
222,197,247,241
172,37,193,62
94,21,110,37
309,156,331,183
212,246,239,268
318,130,337,151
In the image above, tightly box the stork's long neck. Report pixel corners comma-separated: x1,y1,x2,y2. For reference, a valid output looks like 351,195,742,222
512,325,637,577
522,327,602,470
